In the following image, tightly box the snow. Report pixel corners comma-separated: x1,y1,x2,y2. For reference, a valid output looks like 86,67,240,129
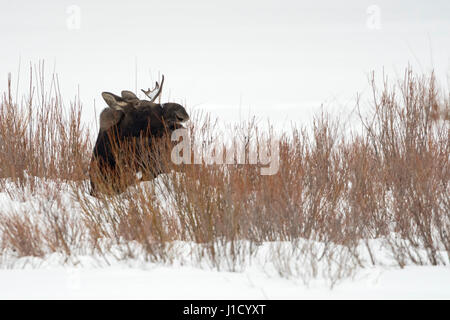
0,265,448,299
0,178,449,300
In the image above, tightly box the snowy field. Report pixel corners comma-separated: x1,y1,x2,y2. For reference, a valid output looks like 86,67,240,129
1,0,449,301
0,256,450,300
0,179,449,300
0,263,449,299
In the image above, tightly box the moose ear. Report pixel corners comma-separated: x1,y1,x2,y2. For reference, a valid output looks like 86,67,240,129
121,90,138,101
99,108,124,132
102,92,128,110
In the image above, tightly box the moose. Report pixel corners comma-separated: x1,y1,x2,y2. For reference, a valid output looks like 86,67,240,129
89,75,190,195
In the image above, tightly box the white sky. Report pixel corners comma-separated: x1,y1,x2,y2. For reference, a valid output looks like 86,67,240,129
1,0,449,129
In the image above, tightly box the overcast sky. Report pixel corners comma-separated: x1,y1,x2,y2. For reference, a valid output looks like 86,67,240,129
1,0,449,128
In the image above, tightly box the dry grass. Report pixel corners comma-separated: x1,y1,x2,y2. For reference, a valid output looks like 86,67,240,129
0,66,448,286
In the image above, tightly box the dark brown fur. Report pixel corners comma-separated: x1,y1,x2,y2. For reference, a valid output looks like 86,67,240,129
90,90,189,195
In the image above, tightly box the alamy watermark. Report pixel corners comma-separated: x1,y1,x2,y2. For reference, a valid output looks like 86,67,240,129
366,5,381,30
66,268,81,290
170,129,280,175
66,5,81,30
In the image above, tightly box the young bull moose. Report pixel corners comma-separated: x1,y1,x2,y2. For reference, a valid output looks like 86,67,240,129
89,75,190,195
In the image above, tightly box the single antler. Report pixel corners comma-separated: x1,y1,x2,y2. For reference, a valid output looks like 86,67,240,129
141,75,165,103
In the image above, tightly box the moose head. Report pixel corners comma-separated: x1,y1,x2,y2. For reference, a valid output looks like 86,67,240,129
89,75,190,195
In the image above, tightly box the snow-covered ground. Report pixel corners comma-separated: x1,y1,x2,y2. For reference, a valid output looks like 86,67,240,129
0,264,448,299
0,178,449,300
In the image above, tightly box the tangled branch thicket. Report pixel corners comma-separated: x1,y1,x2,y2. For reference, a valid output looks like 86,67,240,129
0,67,448,286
